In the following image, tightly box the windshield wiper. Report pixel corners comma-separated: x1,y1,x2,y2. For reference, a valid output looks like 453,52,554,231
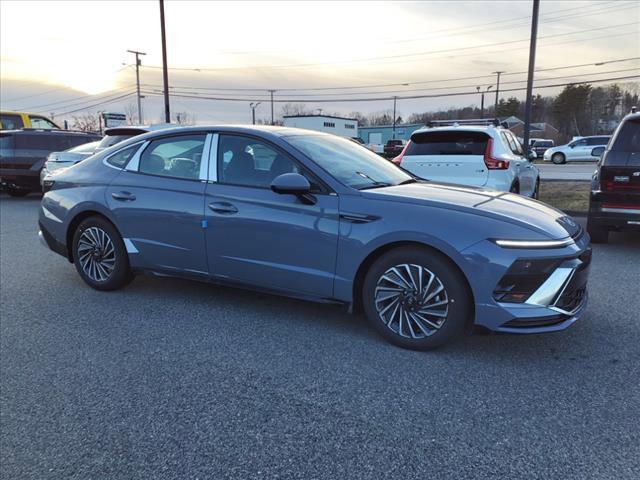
397,178,418,185
358,182,393,190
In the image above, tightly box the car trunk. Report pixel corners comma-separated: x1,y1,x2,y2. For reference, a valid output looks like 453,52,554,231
402,130,490,187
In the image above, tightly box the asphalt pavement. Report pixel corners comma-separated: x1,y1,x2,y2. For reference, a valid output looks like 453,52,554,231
1,195,639,480
536,162,597,181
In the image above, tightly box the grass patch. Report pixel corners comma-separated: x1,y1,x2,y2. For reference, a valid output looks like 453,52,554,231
538,181,590,213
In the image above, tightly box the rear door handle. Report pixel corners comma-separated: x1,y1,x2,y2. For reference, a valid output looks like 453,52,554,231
111,191,136,201
208,202,238,214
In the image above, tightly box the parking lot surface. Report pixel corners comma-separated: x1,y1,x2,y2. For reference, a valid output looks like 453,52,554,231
1,195,639,480
537,162,597,181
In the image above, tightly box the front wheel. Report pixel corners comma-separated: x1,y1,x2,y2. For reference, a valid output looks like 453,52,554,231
551,153,566,165
72,217,134,290
362,247,471,350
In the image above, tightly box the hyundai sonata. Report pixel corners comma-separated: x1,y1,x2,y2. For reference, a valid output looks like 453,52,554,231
39,126,591,350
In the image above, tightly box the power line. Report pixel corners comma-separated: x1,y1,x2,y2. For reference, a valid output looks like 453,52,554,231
141,75,640,104
139,57,640,94
55,92,137,116
21,85,136,112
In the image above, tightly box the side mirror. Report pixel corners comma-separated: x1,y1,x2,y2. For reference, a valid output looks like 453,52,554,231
591,146,605,158
270,173,311,195
528,150,537,160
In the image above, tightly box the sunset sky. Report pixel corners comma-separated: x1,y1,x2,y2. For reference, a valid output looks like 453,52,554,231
1,0,638,124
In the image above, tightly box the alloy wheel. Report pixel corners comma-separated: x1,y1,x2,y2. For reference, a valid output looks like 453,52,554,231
77,227,116,282
374,263,450,339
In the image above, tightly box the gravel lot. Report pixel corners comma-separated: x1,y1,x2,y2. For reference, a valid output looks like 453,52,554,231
1,194,639,480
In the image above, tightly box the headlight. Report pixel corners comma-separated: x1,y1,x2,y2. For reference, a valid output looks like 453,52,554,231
492,238,574,249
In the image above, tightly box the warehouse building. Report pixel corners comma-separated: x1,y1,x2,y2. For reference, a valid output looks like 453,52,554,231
357,124,425,145
282,115,358,138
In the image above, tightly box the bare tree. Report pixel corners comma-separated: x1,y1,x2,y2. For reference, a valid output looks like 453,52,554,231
71,112,100,132
280,103,309,117
123,103,138,125
173,111,196,125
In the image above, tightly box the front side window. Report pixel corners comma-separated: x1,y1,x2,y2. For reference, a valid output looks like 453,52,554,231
106,144,140,168
571,139,587,147
288,134,412,190
1,114,24,129
138,135,206,180
218,134,301,188
29,116,58,129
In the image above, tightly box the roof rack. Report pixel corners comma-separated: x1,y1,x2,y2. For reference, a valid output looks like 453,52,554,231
426,118,508,128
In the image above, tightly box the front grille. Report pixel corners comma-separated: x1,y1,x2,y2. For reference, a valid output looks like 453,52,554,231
555,285,586,313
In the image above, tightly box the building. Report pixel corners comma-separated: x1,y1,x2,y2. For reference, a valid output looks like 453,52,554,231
357,123,424,145
282,115,358,138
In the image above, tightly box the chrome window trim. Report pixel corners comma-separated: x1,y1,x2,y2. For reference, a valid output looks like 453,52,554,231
101,141,146,171
206,133,219,182
125,141,150,172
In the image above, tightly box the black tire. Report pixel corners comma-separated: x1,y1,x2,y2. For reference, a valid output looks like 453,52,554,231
587,218,609,244
551,153,566,165
532,178,540,199
362,247,471,351
72,216,134,291
6,188,29,197
510,182,520,194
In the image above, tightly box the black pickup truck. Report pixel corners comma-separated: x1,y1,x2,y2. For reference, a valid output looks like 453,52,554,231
0,129,100,196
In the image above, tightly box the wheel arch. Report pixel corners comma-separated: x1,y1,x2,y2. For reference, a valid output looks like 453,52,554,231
351,240,475,330
65,210,122,262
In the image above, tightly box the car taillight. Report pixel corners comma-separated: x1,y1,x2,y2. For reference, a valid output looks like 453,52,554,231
483,138,509,170
600,180,640,192
392,142,410,165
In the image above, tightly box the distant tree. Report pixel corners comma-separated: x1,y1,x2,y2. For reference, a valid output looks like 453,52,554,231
347,111,369,126
280,103,309,117
123,103,139,125
173,111,196,125
71,112,100,132
553,83,592,137
496,97,521,118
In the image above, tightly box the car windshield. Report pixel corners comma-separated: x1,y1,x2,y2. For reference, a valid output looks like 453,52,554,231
287,134,413,189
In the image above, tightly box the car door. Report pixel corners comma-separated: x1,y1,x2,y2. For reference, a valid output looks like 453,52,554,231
567,138,590,161
503,131,536,195
105,133,211,275
204,133,340,297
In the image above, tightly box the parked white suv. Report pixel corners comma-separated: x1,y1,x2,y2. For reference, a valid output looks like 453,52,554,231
543,135,610,164
393,123,540,197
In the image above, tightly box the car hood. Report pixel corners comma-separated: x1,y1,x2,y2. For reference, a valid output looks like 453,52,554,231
363,182,581,240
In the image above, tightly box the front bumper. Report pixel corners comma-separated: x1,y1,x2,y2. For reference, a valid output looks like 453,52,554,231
462,232,591,333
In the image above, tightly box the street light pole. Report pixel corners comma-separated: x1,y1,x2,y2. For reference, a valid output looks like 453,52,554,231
522,0,540,155
493,70,505,116
250,102,261,125
268,90,275,125
159,0,170,123
127,49,146,124
392,96,398,139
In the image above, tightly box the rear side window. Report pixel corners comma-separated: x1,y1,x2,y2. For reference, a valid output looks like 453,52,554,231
106,144,140,168
139,134,206,180
587,137,609,146
611,119,640,155
406,131,489,155
0,133,14,151
0,114,23,130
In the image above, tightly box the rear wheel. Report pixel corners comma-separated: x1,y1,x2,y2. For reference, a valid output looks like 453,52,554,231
587,218,609,244
72,217,134,290
509,182,520,194
362,247,470,350
551,153,566,165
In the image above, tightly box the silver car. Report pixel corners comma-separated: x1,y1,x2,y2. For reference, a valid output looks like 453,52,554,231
40,141,100,186
543,135,611,164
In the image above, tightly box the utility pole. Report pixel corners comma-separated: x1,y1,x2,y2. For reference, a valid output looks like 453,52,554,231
159,0,170,123
522,0,540,156
478,85,493,118
268,90,275,125
493,70,505,116
392,96,398,139
127,49,146,124
250,102,261,125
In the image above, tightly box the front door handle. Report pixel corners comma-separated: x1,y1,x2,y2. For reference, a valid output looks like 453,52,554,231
111,191,136,201
208,202,238,215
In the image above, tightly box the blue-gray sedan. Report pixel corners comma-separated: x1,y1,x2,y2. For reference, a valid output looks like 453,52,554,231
39,126,591,350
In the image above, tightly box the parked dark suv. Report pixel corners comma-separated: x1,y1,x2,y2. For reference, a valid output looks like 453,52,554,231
587,111,640,242
0,129,100,196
